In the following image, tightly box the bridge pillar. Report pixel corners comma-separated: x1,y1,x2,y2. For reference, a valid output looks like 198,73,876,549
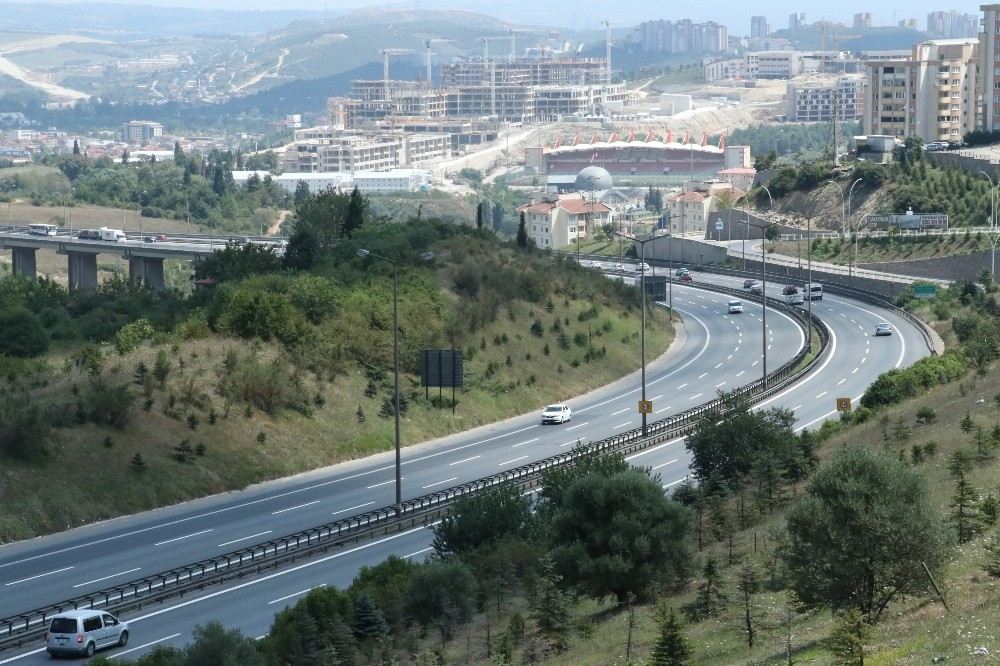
67,252,98,292
11,246,37,280
128,256,165,290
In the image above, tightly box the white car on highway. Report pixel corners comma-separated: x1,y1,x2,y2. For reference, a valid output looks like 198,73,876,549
541,403,572,424
727,300,744,314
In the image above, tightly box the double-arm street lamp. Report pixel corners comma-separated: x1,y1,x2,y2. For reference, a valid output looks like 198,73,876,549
826,180,846,236
735,186,774,270
357,248,434,514
979,171,1000,278
614,231,656,436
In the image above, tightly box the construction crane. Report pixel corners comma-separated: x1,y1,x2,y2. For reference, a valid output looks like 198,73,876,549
508,27,546,63
380,48,413,102
602,20,612,83
423,38,451,87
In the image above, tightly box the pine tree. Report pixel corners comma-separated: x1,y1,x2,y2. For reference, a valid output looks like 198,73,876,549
343,186,367,238
649,607,691,666
72,139,80,155
530,556,570,653
129,452,146,472
516,212,528,248
121,149,129,165
826,609,871,666
737,564,759,648
353,594,388,657
961,412,975,434
984,529,1000,578
173,141,185,167
952,473,980,543
694,555,727,619
476,201,484,230
492,202,503,230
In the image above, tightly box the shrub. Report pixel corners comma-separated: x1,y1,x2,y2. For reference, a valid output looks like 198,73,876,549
916,406,937,425
85,378,135,429
860,351,968,409
0,399,48,461
129,452,146,472
113,318,154,355
0,308,48,357
217,352,311,416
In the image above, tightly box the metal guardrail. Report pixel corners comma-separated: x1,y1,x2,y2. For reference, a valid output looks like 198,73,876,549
0,281,830,653
698,264,939,357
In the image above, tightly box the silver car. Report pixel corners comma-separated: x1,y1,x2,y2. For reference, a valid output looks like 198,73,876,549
46,610,129,658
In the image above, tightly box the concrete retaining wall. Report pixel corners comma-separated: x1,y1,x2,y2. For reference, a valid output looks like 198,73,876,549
860,250,994,282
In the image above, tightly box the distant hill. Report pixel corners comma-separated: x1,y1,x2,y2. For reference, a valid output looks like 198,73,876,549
0,2,323,37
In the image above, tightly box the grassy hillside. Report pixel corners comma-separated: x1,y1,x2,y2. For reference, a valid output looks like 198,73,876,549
769,231,995,266
0,219,672,542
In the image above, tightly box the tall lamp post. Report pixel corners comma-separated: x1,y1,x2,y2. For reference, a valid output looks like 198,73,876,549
846,176,863,277
615,231,655,436
357,248,403,513
741,219,772,387
357,248,434,514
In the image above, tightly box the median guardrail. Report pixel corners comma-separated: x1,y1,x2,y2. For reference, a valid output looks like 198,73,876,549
0,280,830,652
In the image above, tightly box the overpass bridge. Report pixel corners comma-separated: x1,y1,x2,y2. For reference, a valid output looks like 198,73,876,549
0,227,286,290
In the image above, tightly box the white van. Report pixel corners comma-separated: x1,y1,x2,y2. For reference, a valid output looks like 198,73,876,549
99,227,127,242
804,283,823,300
46,610,129,657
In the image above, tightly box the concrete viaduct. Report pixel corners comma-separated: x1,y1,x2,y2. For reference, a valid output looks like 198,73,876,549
0,227,284,291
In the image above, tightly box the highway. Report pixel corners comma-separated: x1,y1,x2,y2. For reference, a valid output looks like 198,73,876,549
0,268,929,664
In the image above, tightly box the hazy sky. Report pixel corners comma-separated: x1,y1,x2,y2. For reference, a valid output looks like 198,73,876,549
5,0,985,31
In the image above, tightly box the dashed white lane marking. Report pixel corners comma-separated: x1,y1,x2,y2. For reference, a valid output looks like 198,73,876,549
663,479,686,489
815,391,827,399
614,421,633,429
109,634,181,659
511,437,540,448
73,568,141,588
403,547,433,559
449,455,481,466
689,392,704,400
651,394,663,401
752,360,759,367
676,383,688,389
736,370,745,377
367,478,401,489
268,585,325,605
714,362,723,369
566,422,588,431
697,372,708,379
792,404,802,412
271,501,320,515
852,367,859,374
422,477,458,489
217,531,272,548
560,439,585,447
652,458,679,471
499,456,528,467
611,408,629,416
4,566,74,586
715,382,727,388
727,354,734,360
655,406,672,414
154,530,212,547
837,378,847,386
331,502,375,516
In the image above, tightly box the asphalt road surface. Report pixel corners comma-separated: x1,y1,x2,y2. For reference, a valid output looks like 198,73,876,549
0,267,928,663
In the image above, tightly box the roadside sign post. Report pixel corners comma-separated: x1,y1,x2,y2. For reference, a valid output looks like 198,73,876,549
836,397,852,413
638,400,653,415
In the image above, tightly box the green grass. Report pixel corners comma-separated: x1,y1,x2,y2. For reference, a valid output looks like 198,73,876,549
770,232,995,265
426,359,1000,665
0,298,672,542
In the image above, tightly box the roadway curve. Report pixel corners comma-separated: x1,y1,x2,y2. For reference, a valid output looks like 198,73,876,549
0,273,928,663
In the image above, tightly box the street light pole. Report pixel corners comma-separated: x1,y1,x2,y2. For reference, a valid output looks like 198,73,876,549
807,216,812,349
357,249,403,513
615,231,655,435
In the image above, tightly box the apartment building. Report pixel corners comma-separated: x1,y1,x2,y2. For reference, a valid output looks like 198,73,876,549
789,13,806,30
633,19,729,54
785,76,866,121
121,120,163,143
980,4,1000,131
440,58,609,88
854,12,873,29
745,51,803,79
927,10,979,38
863,38,978,142
750,16,770,39
515,196,611,250
280,132,451,173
